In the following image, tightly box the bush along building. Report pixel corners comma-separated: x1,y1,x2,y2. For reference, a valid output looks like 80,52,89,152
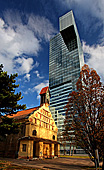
0,86,60,159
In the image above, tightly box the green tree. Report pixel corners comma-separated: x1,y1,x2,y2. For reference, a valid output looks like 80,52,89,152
65,64,104,169
0,64,26,116
0,64,26,137
0,117,20,137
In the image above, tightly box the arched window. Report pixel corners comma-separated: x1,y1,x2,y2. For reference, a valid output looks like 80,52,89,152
53,135,55,140
32,130,37,136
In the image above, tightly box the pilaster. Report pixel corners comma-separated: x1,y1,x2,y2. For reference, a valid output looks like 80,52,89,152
39,142,43,158
51,143,54,158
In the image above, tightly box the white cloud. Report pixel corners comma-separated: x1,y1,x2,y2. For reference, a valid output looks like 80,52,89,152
23,80,49,98
34,80,49,94
83,41,104,81
28,14,57,41
34,61,39,68
37,95,40,100
34,80,49,99
60,0,104,20
0,10,57,75
0,18,40,74
24,73,31,82
15,57,34,74
34,70,44,79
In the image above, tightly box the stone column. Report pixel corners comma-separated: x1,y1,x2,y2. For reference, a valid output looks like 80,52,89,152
51,143,54,158
39,142,43,159
28,140,33,159
47,144,50,158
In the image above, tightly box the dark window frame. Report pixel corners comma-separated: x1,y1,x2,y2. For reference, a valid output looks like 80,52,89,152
22,144,26,152
32,130,37,136
53,135,55,140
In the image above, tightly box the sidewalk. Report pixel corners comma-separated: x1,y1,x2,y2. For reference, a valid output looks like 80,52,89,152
0,157,96,170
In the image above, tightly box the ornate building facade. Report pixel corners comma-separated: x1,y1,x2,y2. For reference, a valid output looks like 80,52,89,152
0,87,60,159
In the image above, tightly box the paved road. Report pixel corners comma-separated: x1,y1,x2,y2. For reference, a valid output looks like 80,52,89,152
0,157,95,170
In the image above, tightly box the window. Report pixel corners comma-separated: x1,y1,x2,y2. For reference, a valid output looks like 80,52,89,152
35,118,37,124
22,144,26,152
53,135,55,140
40,114,41,119
32,130,37,136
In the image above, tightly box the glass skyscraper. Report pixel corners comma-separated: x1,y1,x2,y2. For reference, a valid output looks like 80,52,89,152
49,11,84,152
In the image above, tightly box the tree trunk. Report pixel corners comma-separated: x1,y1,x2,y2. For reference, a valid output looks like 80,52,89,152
64,147,66,155
72,146,74,156
95,158,98,170
69,144,71,156
95,159,97,170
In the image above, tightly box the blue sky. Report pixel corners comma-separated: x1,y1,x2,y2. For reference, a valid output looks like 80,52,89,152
0,0,104,108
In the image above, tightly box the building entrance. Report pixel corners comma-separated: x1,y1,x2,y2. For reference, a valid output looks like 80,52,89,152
33,141,37,157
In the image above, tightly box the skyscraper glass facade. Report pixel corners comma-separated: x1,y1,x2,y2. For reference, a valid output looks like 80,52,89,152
49,11,84,150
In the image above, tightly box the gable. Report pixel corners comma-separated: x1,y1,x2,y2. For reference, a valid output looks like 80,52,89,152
28,104,58,132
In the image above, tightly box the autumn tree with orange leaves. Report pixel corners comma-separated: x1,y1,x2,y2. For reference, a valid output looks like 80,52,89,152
65,64,104,169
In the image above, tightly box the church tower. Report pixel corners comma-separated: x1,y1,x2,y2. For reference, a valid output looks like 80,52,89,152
39,86,50,106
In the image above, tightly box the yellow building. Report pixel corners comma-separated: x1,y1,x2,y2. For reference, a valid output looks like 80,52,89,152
8,86,60,159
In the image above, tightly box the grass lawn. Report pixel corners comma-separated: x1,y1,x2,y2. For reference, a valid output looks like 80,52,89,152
60,155,90,158
84,166,102,170
0,160,42,170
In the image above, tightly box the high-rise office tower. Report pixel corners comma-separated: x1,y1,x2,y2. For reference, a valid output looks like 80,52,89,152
49,11,84,153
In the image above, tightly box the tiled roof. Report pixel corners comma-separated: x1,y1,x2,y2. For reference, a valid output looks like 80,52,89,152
8,107,39,120
39,86,49,95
